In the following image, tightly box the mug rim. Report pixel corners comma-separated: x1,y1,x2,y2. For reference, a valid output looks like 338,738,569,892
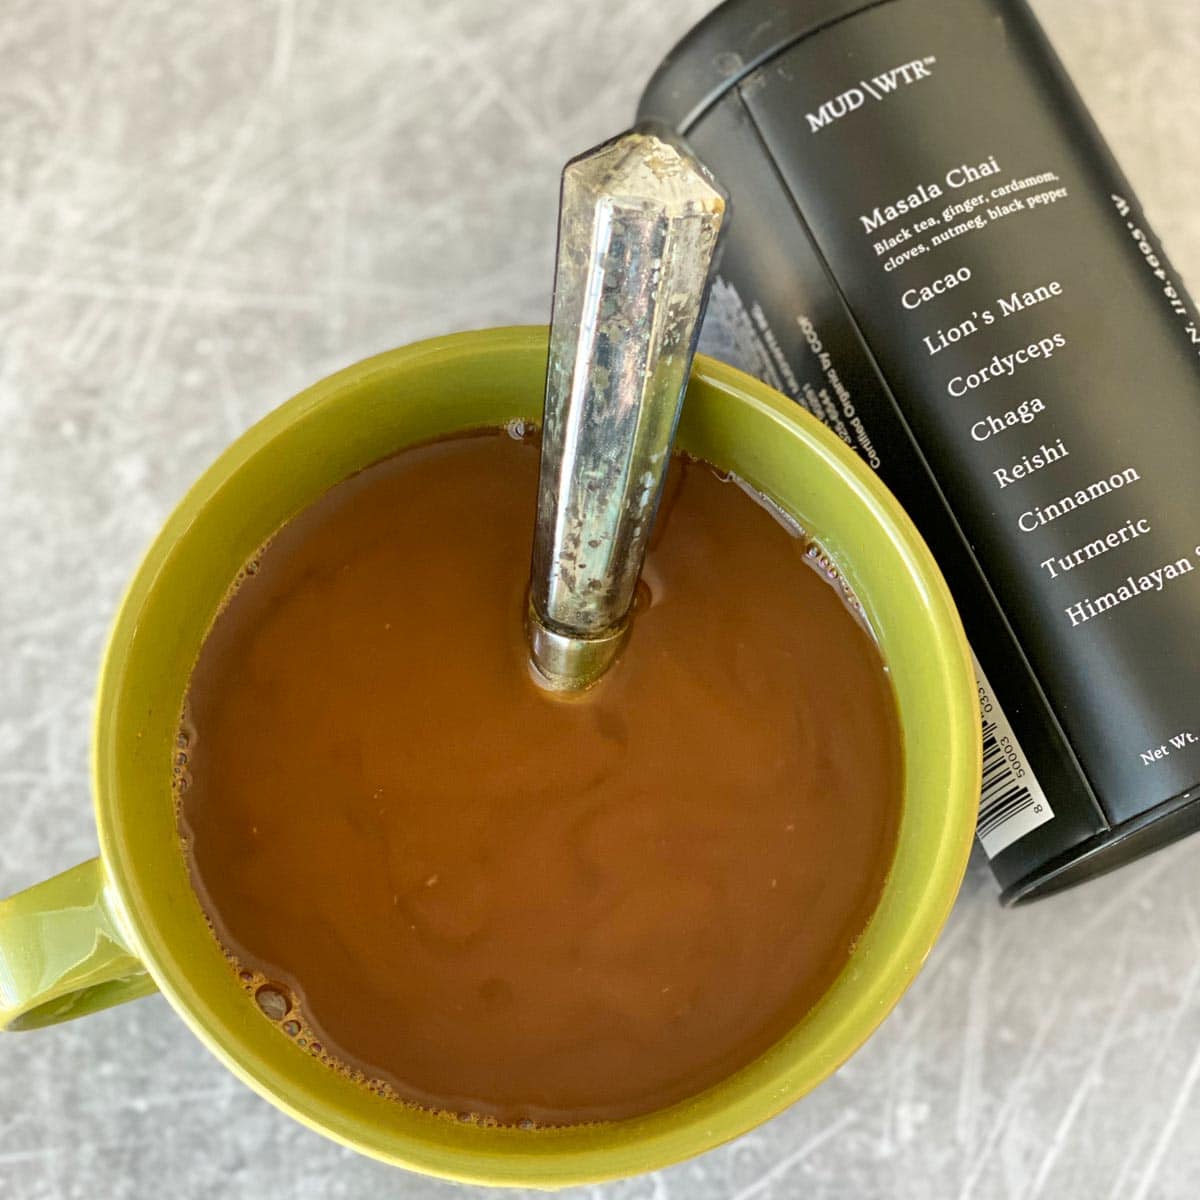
92,326,979,1186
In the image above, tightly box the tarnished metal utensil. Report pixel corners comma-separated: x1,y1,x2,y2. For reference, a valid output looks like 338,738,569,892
528,126,727,692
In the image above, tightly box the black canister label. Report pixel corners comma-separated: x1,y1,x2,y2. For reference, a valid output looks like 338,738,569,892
660,0,1200,889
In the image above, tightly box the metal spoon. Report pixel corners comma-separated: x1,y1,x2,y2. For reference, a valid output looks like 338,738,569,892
527,125,727,692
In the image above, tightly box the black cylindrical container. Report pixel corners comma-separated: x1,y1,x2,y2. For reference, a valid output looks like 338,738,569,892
640,0,1200,903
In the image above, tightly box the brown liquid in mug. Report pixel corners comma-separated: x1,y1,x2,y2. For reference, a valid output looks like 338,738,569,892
177,429,902,1125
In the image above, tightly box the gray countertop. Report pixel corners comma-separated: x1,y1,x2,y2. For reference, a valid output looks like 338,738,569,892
1,2,1198,1197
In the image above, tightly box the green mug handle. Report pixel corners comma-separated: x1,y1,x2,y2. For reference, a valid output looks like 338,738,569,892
0,859,157,1031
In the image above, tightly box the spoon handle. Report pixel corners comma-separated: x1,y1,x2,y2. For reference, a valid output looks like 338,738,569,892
528,125,727,691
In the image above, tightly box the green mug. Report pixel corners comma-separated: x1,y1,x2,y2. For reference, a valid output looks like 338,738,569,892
0,327,979,1188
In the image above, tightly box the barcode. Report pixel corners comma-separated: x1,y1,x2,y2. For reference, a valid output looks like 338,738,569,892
979,720,1037,841
973,656,1054,859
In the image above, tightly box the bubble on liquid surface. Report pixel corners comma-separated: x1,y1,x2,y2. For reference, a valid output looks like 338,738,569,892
254,984,291,1021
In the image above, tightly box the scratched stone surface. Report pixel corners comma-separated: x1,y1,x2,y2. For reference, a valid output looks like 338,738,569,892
1,1,1198,1197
